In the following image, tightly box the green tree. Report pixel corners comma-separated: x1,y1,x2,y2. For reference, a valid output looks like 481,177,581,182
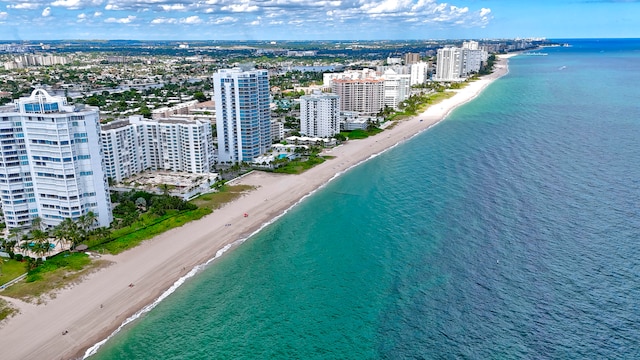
78,211,98,243
54,218,81,250
193,91,208,102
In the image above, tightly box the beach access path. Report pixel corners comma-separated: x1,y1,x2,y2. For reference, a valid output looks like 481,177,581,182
0,54,514,360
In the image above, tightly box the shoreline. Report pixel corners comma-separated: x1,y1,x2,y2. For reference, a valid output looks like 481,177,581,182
0,54,515,360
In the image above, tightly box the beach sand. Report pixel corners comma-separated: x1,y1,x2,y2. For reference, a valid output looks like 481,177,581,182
0,54,514,360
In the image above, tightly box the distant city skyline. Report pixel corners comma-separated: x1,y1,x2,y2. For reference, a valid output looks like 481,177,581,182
0,0,638,41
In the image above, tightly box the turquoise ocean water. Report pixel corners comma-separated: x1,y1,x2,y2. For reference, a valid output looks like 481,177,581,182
90,39,640,359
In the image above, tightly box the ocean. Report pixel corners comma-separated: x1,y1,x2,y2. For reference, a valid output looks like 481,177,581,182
90,39,640,359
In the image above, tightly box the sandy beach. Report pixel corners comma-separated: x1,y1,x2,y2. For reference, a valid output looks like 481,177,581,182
0,54,514,360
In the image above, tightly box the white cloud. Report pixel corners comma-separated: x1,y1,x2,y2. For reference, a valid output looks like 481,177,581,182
221,3,259,12
49,0,103,9
0,11,7,20
151,17,177,24
0,0,493,38
105,15,135,23
104,4,122,11
7,3,40,10
160,4,186,11
180,15,202,24
214,16,237,24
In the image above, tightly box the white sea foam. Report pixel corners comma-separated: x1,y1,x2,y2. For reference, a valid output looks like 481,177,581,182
82,242,239,358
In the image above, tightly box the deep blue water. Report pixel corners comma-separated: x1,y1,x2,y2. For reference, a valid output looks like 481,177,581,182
91,39,640,359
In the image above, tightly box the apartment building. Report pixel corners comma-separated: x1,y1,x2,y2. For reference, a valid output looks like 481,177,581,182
331,78,384,114
0,89,111,230
213,68,271,163
300,91,341,138
100,115,215,183
410,62,430,86
382,70,411,110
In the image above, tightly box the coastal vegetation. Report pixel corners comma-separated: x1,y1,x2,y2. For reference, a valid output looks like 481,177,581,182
190,184,255,210
1,252,109,303
90,208,211,255
0,186,254,296
273,155,330,174
340,127,383,140
0,298,17,322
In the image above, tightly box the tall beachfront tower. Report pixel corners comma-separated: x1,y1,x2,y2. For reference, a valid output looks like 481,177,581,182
435,47,464,81
331,78,384,114
0,89,112,230
300,91,340,138
213,68,271,163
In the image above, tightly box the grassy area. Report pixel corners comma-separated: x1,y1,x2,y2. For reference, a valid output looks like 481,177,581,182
340,128,384,140
274,155,330,174
91,208,212,255
190,184,255,210
0,298,18,322
0,186,260,300
0,258,27,286
1,252,110,303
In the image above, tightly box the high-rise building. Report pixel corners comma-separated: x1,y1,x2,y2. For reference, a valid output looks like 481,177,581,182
213,68,271,163
382,70,411,110
435,47,464,81
323,69,378,87
101,115,215,183
435,44,488,81
331,78,384,114
462,41,479,50
404,52,421,65
300,91,340,138
0,89,112,230
461,49,487,74
410,62,430,86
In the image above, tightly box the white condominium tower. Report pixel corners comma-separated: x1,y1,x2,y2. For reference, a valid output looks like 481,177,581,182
435,47,464,81
0,89,111,230
382,69,411,110
410,62,429,86
213,68,271,163
435,44,489,81
300,91,340,138
101,115,215,183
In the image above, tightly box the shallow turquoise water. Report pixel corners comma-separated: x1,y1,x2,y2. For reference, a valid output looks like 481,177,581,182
92,39,640,359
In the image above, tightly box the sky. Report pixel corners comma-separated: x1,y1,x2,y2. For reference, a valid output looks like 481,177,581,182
0,0,638,40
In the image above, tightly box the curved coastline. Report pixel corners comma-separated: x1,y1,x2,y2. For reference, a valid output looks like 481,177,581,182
0,54,515,360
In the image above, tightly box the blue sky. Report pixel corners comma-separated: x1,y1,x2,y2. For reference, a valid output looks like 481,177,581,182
0,0,638,40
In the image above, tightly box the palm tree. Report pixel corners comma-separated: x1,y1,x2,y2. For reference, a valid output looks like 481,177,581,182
52,225,68,252
55,218,81,250
30,216,43,231
78,211,98,243
4,228,22,257
93,227,111,243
